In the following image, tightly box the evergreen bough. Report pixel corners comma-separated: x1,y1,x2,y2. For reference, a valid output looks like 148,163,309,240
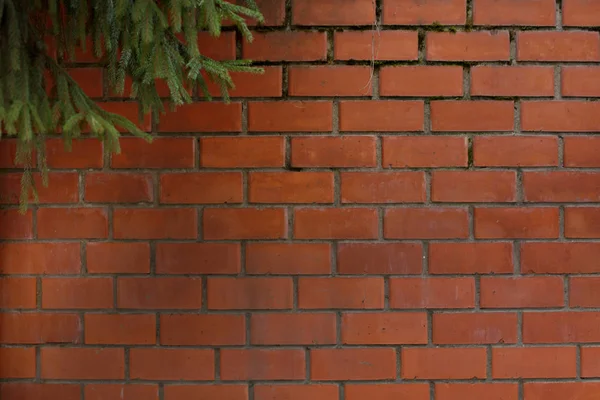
0,0,263,211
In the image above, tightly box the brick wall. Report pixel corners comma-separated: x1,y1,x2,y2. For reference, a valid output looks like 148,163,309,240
2,0,600,398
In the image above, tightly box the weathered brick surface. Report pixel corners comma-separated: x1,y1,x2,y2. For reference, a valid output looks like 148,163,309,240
2,1,599,399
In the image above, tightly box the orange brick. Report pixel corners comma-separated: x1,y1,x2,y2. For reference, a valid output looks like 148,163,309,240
437,383,518,400
85,384,158,400
524,382,600,400
255,385,338,400
564,207,600,238
111,137,195,169
380,66,463,97
563,67,600,97
292,0,375,25
480,277,564,308
0,384,80,400
248,101,333,132
160,314,246,345
117,277,202,309
298,277,384,309
337,242,423,275
390,278,475,309
41,348,124,379
46,138,103,168
0,313,81,344
340,101,424,132
0,243,81,274
130,349,214,380
294,208,379,239
311,348,396,380
0,348,35,378
291,136,377,168
251,313,336,345
473,136,558,167
156,243,240,275
246,243,331,275
383,136,468,167
431,100,514,131
346,384,429,400
383,0,466,24
334,30,418,61
427,31,510,61
207,67,283,97
160,173,243,204
518,31,600,61
523,171,600,201
341,172,425,203
429,243,514,274
114,208,197,239
204,208,287,240
563,0,600,26
207,277,293,310
84,172,153,203
523,312,600,343
473,0,555,25
402,348,486,379
471,66,555,96
0,172,79,205
474,207,559,239
289,66,372,96
341,312,427,344
164,385,246,400
42,278,113,309
432,171,516,202
243,31,327,61
249,172,334,204
581,347,600,377
87,242,150,274
85,314,156,344
523,100,600,130
0,209,33,239
521,243,600,274
0,278,36,309
433,313,518,344
37,207,107,239
569,277,600,307
221,349,305,380
384,207,469,239
492,347,576,378
200,137,284,168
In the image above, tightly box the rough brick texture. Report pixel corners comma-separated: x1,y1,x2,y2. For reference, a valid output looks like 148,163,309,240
1,1,600,399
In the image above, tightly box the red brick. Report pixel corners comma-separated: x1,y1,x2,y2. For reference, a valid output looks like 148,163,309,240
522,243,600,274
249,172,334,204
87,242,150,274
437,383,518,400
383,0,466,24
427,31,510,61
165,385,246,400
248,101,332,132
518,31,600,61
62,68,103,97
433,313,518,345
523,312,600,343
204,208,287,240
114,208,197,239
46,138,103,168
98,102,151,132
474,136,558,167
334,30,418,61
289,66,372,96
0,278,36,309
161,314,246,345
42,278,113,309
563,0,600,26
0,383,80,400
221,349,305,380
41,348,124,379
118,277,202,309
471,66,554,96
292,0,375,25
130,349,214,380
492,347,576,378
565,207,600,238
346,384,429,400
525,383,600,400
0,209,33,239
383,136,467,168
85,314,155,344
429,243,514,275
160,173,242,204
157,102,241,132
0,348,35,378
37,207,107,239
432,171,516,202
0,139,34,168
338,242,423,275
474,0,555,25
0,313,81,344
85,384,158,400
0,243,80,274
311,348,396,380
570,277,600,307
523,101,600,132
111,137,195,168
294,208,379,239
156,243,240,275
390,278,475,309
402,348,486,379
384,207,469,239
380,66,463,97
85,172,153,203
340,101,424,132
201,137,284,168
45,35,98,63
291,136,377,167
298,277,384,309
207,67,283,97
251,313,336,345
255,385,338,400
341,172,425,204
197,31,236,60
564,136,600,166
481,277,564,308
243,31,327,61
207,277,293,310
246,243,331,275
562,67,600,96
431,101,514,131
342,312,427,344
523,171,600,201
474,207,559,239
582,347,600,377
0,172,78,204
